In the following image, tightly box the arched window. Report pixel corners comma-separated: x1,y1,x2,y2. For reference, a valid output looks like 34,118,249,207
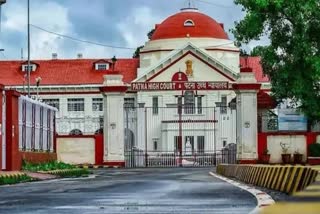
95,128,104,135
184,19,195,27
69,129,83,136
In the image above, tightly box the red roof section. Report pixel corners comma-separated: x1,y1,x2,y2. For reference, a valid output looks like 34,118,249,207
240,56,269,82
0,56,268,86
151,11,229,41
0,59,139,86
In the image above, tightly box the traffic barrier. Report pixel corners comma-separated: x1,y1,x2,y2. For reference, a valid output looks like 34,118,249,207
217,164,318,194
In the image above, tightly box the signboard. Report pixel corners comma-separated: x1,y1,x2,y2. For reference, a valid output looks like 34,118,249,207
278,109,307,131
131,82,229,91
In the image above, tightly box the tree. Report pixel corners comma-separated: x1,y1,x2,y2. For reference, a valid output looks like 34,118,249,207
133,28,155,58
250,45,266,57
147,29,155,40
133,45,144,58
232,0,320,122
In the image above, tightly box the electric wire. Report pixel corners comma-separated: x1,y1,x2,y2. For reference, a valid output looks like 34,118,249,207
30,24,236,51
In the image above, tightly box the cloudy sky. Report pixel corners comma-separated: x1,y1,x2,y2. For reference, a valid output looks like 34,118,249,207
0,0,263,60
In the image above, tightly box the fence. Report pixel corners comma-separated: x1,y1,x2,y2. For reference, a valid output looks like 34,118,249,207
123,106,237,167
18,96,57,152
125,147,237,168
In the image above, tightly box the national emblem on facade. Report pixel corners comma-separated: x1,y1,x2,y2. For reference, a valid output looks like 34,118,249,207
185,60,193,77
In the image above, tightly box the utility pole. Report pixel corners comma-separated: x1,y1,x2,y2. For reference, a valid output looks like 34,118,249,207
0,0,6,53
27,0,31,97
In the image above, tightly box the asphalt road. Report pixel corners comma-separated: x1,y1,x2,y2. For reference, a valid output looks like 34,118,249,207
0,168,256,214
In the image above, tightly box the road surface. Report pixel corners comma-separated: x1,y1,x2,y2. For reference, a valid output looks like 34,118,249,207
0,168,256,214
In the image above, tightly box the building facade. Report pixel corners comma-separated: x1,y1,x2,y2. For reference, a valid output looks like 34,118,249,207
0,8,272,161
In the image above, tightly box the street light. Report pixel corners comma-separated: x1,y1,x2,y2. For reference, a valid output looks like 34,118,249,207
35,76,42,100
27,0,31,97
0,0,6,52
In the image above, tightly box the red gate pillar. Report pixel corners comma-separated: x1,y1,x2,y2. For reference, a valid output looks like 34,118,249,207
233,67,261,164
0,85,3,170
5,90,21,171
100,75,128,167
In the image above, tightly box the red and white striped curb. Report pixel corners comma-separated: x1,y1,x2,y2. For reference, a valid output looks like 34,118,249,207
209,172,274,214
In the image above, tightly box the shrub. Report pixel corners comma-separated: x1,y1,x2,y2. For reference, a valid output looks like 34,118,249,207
309,143,320,157
0,174,32,185
22,161,76,172
54,169,90,178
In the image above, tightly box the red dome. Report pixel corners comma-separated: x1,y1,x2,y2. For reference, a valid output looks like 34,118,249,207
151,10,229,41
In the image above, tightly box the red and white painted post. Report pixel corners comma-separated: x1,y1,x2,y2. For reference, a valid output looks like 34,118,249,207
0,84,3,170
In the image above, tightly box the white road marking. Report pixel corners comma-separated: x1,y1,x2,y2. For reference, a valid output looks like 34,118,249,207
209,172,275,214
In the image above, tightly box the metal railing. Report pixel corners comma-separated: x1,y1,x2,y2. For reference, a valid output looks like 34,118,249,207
125,148,237,168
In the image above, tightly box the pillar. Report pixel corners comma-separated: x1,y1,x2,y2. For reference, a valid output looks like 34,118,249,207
233,68,261,164
5,90,21,171
100,75,128,167
0,85,3,170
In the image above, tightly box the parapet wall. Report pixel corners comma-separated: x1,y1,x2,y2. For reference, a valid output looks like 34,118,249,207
217,164,318,194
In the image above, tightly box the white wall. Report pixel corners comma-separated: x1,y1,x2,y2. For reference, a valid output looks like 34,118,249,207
140,38,239,75
40,94,104,135
57,137,95,164
267,135,307,163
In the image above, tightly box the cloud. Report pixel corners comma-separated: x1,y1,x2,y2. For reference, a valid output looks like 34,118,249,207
2,0,72,59
117,6,162,48
0,0,268,60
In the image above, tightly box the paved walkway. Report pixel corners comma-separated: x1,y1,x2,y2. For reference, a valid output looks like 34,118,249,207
23,171,57,180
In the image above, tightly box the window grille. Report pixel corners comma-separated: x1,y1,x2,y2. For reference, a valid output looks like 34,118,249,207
197,136,205,154
92,98,103,111
67,98,85,112
152,96,159,115
124,98,135,109
42,99,60,110
95,63,109,70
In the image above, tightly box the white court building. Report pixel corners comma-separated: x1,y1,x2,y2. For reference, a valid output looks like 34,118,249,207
0,8,272,165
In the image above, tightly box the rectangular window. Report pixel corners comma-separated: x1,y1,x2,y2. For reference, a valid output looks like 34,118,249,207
197,96,202,114
197,136,205,154
153,140,158,151
22,64,36,72
92,98,103,111
223,140,227,147
152,96,158,115
124,98,135,110
95,63,109,70
220,95,227,114
184,91,195,114
42,99,59,110
185,136,194,154
68,98,85,112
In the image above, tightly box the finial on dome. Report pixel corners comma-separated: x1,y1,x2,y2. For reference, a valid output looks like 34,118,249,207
181,0,199,12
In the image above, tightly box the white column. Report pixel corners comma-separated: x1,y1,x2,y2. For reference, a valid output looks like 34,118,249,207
101,75,127,166
234,71,261,163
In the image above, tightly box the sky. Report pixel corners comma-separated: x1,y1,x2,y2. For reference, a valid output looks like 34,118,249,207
0,0,266,60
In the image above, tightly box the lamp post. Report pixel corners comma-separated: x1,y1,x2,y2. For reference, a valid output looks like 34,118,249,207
0,0,6,52
35,76,41,100
27,0,31,97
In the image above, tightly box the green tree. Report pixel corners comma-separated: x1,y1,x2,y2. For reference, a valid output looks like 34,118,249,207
232,0,320,122
133,28,155,58
147,29,155,40
250,45,266,57
133,45,144,58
